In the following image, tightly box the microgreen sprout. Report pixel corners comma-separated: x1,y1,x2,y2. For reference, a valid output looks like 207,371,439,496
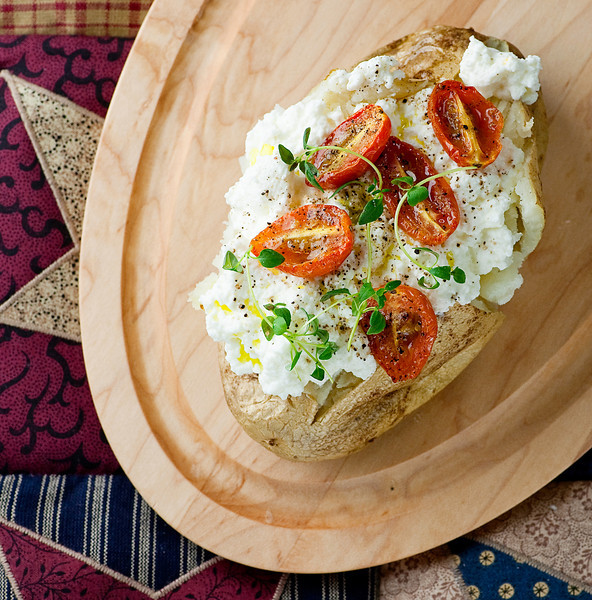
278,130,475,290
278,127,386,195
223,248,338,382
320,280,401,350
389,166,476,289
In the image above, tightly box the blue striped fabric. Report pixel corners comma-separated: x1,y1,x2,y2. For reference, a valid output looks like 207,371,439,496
0,474,379,599
0,474,215,590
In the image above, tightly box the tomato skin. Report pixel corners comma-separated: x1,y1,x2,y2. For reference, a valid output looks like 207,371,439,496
428,80,503,167
250,204,354,279
310,104,391,189
378,136,460,246
360,285,437,383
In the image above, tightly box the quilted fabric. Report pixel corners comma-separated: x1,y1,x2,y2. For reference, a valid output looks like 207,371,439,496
0,1,152,37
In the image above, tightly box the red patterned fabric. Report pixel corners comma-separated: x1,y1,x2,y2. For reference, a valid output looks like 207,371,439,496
0,518,283,599
0,327,119,473
0,35,133,474
0,36,133,116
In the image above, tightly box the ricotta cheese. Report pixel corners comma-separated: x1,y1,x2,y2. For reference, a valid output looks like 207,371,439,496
459,36,542,105
190,49,540,400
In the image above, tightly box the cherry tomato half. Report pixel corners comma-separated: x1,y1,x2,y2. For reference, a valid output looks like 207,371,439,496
360,285,437,383
378,136,460,246
427,80,503,167
250,204,354,279
310,104,391,189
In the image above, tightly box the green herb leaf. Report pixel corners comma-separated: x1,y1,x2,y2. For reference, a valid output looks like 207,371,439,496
278,144,294,166
311,365,325,381
302,127,311,149
272,316,288,335
303,311,319,335
418,276,440,290
320,288,351,302
358,196,383,225
222,251,243,273
316,328,330,344
303,162,323,191
391,175,414,187
257,249,285,268
407,185,429,207
429,265,452,281
452,267,466,284
351,296,363,315
273,306,291,328
289,349,302,370
366,309,386,335
261,319,274,340
318,342,338,361
384,280,401,291
358,282,375,303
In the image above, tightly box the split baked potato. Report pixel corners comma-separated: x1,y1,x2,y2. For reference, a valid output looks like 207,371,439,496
210,26,547,461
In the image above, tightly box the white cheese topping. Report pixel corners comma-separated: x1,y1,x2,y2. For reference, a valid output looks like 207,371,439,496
346,56,405,92
459,36,541,105
190,52,541,400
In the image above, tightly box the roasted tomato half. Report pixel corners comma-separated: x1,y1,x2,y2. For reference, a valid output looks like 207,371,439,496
310,104,391,189
378,136,460,246
250,204,354,279
427,80,503,167
361,285,437,383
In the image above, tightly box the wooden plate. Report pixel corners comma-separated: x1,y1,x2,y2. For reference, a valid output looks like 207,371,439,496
79,0,592,573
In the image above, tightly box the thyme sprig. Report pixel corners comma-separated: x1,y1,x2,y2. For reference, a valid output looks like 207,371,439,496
223,248,339,382
278,127,386,199
389,168,476,289
321,279,401,351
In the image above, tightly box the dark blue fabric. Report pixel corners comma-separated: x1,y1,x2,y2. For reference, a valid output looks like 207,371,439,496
555,448,592,481
450,537,591,599
0,473,379,598
0,474,216,590
283,569,379,600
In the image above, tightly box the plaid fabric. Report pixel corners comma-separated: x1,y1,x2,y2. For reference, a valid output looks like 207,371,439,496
0,0,153,37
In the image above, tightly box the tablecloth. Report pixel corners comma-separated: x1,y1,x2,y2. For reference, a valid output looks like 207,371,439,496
0,5,589,600
0,0,152,37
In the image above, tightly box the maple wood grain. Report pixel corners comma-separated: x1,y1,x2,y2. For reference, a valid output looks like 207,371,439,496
79,0,592,573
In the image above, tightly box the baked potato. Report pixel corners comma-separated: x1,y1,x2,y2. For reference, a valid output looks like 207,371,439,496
193,26,547,461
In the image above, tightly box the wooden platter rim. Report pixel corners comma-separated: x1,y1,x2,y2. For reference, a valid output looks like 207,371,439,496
79,0,592,573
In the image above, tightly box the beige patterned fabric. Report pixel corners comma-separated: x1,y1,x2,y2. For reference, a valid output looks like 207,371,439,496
0,72,103,341
380,481,592,598
380,546,468,599
13,77,103,243
471,481,592,589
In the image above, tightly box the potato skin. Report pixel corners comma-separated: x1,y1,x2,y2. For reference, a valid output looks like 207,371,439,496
220,26,546,461
222,304,504,461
